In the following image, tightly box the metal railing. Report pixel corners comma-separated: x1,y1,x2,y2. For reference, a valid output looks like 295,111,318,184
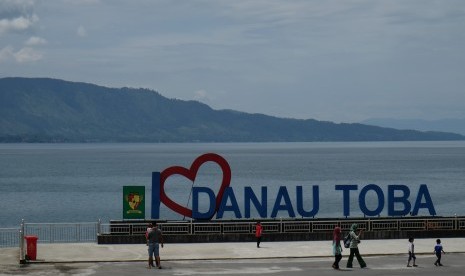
23,222,99,243
2,216,465,249
0,228,20,248
99,217,465,236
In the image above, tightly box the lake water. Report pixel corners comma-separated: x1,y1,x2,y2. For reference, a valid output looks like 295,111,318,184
1,142,464,228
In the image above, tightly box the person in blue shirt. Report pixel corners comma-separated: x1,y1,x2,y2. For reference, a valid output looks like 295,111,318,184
433,239,445,266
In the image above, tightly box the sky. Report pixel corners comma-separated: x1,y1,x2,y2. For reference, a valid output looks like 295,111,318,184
1,0,465,123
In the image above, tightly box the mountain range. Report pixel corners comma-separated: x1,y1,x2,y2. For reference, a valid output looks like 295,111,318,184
1,77,463,143
362,118,465,136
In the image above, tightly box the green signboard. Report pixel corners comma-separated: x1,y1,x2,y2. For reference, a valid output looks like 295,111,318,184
123,186,145,219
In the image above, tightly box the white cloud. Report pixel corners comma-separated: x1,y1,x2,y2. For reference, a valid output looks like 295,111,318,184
194,89,208,100
25,36,47,46
13,47,42,63
0,45,42,63
0,46,14,62
0,15,38,34
77,25,87,37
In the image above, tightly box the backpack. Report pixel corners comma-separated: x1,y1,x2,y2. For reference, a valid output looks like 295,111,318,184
343,232,352,248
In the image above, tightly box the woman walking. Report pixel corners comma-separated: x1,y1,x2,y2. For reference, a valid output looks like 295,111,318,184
346,224,367,268
255,222,263,248
332,226,343,269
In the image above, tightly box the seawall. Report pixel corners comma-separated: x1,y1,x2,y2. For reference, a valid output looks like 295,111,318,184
97,216,465,244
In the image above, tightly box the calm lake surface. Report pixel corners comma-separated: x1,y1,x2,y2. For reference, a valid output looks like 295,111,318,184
1,142,464,227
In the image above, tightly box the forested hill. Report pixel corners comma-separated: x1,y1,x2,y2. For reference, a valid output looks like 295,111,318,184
1,77,463,142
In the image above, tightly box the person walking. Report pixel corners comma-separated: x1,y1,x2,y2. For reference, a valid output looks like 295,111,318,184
433,239,445,266
145,223,154,267
332,226,343,269
407,237,418,267
146,222,164,269
346,223,366,269
255,222,263,248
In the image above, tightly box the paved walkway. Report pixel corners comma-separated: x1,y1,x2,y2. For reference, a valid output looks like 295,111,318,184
1,238,464,265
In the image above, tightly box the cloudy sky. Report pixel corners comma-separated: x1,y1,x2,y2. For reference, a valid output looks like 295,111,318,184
1,0,465,123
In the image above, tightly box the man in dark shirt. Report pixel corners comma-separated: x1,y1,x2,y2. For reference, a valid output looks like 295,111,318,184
146,222,164,269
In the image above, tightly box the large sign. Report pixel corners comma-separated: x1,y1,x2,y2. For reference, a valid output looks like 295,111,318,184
123,186,145,219
151,153,436,220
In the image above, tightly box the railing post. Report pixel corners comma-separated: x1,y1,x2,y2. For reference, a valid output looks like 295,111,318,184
77,223,80,242
19,219,25,264
50,224,53,243
97,219,101,235
21,219,25,238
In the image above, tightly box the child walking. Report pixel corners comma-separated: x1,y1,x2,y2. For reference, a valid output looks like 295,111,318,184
407,237,417,267
433,239,445,266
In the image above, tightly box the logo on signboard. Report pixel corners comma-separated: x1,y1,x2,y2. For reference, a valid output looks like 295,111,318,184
123,186,145,219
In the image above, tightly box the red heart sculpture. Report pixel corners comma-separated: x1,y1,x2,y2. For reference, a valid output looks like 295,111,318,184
160,153,231,219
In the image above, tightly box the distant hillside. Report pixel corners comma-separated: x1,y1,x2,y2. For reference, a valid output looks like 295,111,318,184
362,118,465,136
1,77,464,142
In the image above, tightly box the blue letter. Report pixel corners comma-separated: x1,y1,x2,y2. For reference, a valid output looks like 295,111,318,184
412,184,436,216
296,186,319,217
388,185,411,216
359,184,384,216
216,187,242,219
192,187,216,220
271,186,295,218
151,172,161,219
244,186,267,218
335,185,358,217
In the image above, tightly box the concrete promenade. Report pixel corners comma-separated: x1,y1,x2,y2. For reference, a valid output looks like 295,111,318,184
1,238,464,265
